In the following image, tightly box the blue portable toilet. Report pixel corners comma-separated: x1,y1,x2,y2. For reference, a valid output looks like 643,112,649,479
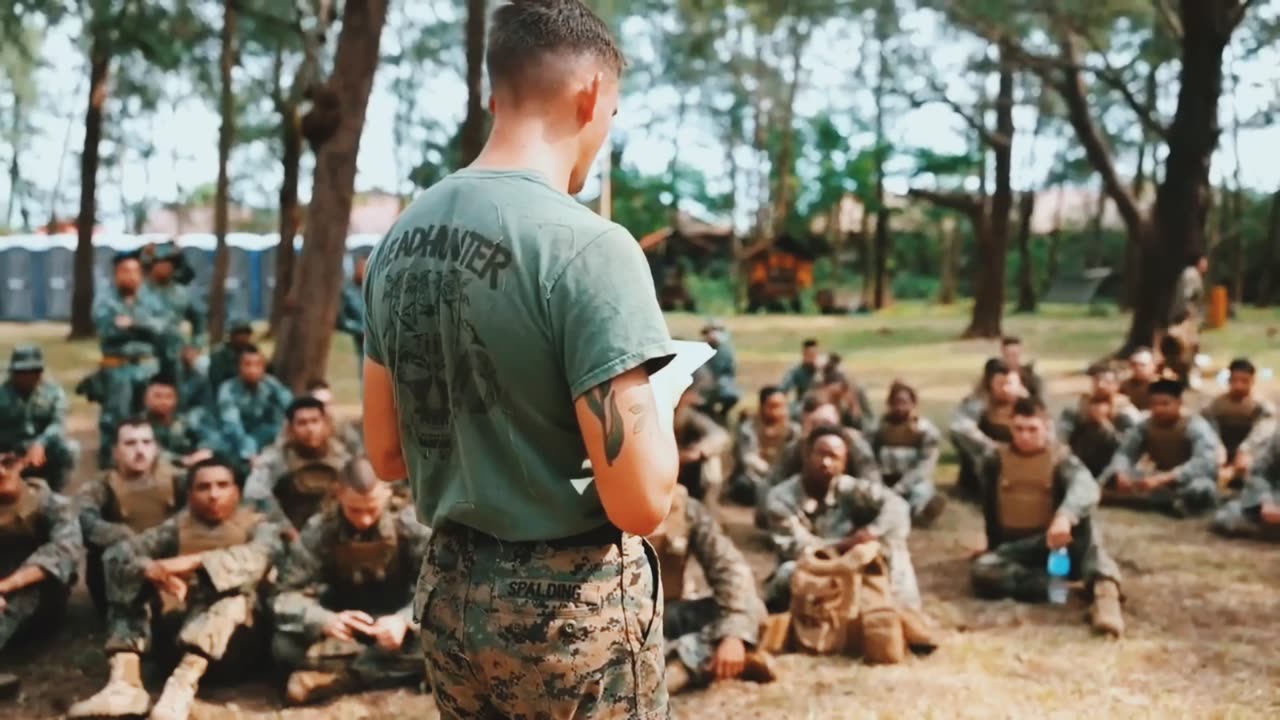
0,244,36,320
46,245,75,320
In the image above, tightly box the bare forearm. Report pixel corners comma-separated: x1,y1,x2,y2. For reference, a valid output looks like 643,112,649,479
0,565,48,594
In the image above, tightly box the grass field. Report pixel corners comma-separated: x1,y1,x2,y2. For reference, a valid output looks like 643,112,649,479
2,304,1279,718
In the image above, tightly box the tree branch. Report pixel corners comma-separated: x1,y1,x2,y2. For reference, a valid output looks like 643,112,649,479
916,75,1009,151
228,0,299,35
1151,0,1184,40
1079,31,1170,141
908,188,982,218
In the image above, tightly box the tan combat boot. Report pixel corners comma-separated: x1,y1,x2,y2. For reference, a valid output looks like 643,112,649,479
67,652,151,718
1090,580,1125,637
148,654,208,720
284,670,359,706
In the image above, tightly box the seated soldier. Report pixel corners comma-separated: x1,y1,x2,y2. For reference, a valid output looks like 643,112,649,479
1119,347,1159,412
1201,358,1276,492
762,426,919,613
206,318,254,397
244,396,352,536
951,359,1027,498
1103,378,1221,517
217,344,294,465
303,379,365,455
1058,363,1141,478
728,386,800,506
1212,431,1280,540
272,458,429,705
779,338,825,417
0,345,80,492
971,399,1124,636
77,419,185,613
820,355,873,433
999,336,1045,401
698,319,742,422
177,347,213,414
764,396,881,527
0,439,83,696
650,484,774,695
871,381,946,526
68,457,282,720
142,374,224,470
674,386,732,512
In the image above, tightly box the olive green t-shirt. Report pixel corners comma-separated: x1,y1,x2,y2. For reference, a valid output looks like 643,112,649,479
363,169,675,541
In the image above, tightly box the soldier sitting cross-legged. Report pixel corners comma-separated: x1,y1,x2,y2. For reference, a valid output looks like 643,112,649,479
68,457,283,720
971,398,1125,637
271,458,430,705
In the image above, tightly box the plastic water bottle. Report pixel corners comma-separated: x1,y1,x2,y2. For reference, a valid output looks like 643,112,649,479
1046,548,1071,605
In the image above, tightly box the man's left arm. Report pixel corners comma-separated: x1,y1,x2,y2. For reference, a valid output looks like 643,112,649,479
841,476,910,543
4,491,83,593
1056,453,1100,522
201,517,283,593
688,498,760,645
846,431,883,485
361,254,410,481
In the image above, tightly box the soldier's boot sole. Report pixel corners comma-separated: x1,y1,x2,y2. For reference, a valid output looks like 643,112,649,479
1090,581,1125,637
740,650,778,684
65,681,152,719
664,660,692,695
914,495,948,528
284,671,360,707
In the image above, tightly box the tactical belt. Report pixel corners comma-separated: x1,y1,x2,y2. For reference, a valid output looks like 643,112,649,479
100,354,153,368
440,521,623,550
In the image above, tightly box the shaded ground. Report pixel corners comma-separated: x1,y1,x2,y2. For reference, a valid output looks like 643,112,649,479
2,306,1279,718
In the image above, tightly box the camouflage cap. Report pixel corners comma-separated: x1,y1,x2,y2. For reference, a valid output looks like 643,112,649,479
8,345,44,372
146,242,182,265
112,249,142,266
228,317,253,334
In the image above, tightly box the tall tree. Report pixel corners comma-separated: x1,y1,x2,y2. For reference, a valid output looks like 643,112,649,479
459,0,487,167
0,26,40,231
207,0,238,343
273,0,389,391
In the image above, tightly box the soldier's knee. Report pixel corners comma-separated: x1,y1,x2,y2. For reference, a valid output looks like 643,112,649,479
271,632,310,669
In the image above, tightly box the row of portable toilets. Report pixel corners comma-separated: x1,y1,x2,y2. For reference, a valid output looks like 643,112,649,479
0,233,379,322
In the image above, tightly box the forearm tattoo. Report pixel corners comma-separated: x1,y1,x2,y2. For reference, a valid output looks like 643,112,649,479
585,379,648,466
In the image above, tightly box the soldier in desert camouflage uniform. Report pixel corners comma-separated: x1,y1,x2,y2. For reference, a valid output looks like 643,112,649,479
272,458,429,705
1201,358,1276,492
1058,363,1141,478
0,440,83,660
244,396,352,535
674,386,731,511
951,359,1028,498
972,398,1124,636
0,345,79,491
77,419,185,613
1119,347,1160,412
1212,431,1280,541
649,484,775,694
1103,378,1222,517
771,396,882,487
68,457,282,720
217,344,293,463
871,380,946,526
763,425,919,612
728,386,800,506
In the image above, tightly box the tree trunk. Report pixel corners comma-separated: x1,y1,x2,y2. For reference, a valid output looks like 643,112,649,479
5,95,20,228
1229,189,1244,303
458,0,486,168
770,26,807,236
1257,188,1280,307
273,0,389,392
268,105,302,337
1015,190,1037,313
964,44,1014,339
938,216,957,305
70,42,111,340
208,0,237,344
1123,1,1236,354
871,7,891,310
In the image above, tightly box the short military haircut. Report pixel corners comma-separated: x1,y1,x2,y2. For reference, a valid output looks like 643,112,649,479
339,457,382,494
1001,336,1022,347
800,392,833,416
984,358,1012,382
286,396,327,421
758,385,784,407
803,338,819,349
115,416,152,442
806,424,847,450
1228,358,1256,375
147,372,178,388
1087,362,1116,379
241,343,262,356
887,380,917,404
188,454,244,488
1012,397,1045,418
305,378,331,392
487,0,625,93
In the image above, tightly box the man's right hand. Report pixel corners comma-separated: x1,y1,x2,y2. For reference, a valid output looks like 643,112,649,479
114,315,133,329
1260,503,1280,525
1113,473,1134,494
323,610,375,642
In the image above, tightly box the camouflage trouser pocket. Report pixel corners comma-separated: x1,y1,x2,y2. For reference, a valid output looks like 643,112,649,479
411,556,436,628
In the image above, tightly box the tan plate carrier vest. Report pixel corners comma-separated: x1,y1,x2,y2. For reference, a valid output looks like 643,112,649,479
1146,416,1193,472
332,514,405,596
0,480,47,568
276,443,346,530
177,507,261,556
107,465,178,535
875,417,924,485
1208,394,1256,457
756,421,793,467
648,485,690,603
997,446,1057,539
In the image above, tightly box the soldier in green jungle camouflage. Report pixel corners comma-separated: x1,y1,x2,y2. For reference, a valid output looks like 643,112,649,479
90,252,168,469
206,318,254,397
217,344,293,463
0,346,79,491
272,458,430,705
244,396,352,535
143,243,207,391
0,439,83,661
360,3,678,717
68,457,282,720
141,374,225,468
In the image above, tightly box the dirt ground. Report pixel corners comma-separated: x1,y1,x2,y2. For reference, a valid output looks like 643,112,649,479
2,308,1279,718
